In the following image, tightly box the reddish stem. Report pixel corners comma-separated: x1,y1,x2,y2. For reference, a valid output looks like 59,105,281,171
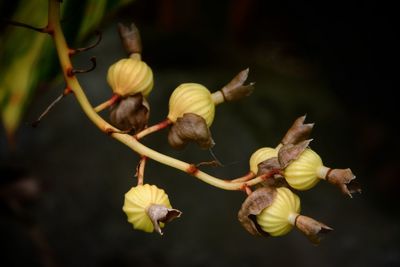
134,119,172,140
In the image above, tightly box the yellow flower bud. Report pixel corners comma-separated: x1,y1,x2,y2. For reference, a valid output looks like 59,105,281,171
123,184,175,233
107,56,153,97
283,148,329,191
249,147,278,174
167,83,215,127
256,187,300,236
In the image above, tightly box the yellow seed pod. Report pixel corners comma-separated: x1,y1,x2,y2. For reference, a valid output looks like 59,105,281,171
107,56,153,97
256,187,300,236
249,147,278,174
167,83,215,127
284,148,329,191
122,184,171,233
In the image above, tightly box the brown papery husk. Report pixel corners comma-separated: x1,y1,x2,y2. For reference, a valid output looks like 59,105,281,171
238,187,277,237
326,168,361,197
110,93,149,133
146,204,182,235
295,215,333,245
220,68,254,102
118,23,142,55
278,139,312,169
256,157,286,187
168,113,214,150
281,115,314,145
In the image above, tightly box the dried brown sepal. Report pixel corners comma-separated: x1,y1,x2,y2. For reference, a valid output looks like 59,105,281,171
295,215,333,245
110,93,150,133
326,168,361,197
238,187,277,237
220,68,254,102
256,157,285,187
278,139,312,169
168,113,214,150
146,204,182,235
281,115,314,145
118,23,142,55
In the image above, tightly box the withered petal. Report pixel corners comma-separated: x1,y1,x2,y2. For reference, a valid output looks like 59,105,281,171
278,139,312,169
118,22,142,55
238,187,277,237
295,215,333,245
257,157,285,187
281,115,314,145
146,204,182,235
168,113,214,150
110,94,150,133
220,68,254,102
326,168,361,198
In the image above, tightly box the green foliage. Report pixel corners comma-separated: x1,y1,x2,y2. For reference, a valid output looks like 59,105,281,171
0,0,134,142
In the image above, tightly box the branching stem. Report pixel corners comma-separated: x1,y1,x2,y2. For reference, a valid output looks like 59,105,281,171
47,0,266,191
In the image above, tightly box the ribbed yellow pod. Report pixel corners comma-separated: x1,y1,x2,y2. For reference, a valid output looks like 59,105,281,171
107,57,153,97
256,187,300,236
283,148,323,190
249,147,278,174
122,184,171,233
167,83,215,127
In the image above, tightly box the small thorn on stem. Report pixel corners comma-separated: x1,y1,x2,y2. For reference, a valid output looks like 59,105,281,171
32,89,71,127
69,31,102,56
68,57,97,76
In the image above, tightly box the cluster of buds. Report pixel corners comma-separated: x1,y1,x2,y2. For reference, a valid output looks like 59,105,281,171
107,23,254,234
238,115,361,244
7,0,360,245
103,22,360,241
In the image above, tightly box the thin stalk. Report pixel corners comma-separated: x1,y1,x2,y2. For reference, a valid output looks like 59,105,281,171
94,94,120,112
134,119,172,140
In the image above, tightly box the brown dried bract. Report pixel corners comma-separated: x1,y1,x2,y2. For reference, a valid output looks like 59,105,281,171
118,23,142,55
326,168,361,197
146,204,182,235
110,93,150,133
281,115,314,145
295,215,333,245
220,68,254,102
238,187,277,237
168,113,214,150
256,157,285,187
278,139,312,169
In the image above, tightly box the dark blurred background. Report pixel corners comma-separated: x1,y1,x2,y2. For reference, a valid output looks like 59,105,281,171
1,0,398,266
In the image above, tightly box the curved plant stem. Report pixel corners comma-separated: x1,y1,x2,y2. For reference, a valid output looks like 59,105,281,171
47,0,266,191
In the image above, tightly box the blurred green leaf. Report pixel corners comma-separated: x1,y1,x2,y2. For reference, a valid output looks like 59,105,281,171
0,0,135,143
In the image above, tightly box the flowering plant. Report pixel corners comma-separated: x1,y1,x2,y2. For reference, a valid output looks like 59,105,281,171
4,0,360,244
